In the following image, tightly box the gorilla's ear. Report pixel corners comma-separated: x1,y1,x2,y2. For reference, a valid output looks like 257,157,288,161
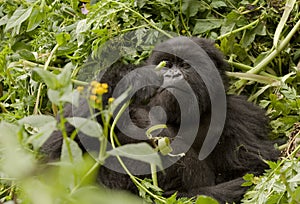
190,37,229,87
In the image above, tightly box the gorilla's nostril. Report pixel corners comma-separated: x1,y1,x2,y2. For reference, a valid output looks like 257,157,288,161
163,68,183,79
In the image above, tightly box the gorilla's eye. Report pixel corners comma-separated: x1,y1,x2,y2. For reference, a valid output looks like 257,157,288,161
165,60,173,68
179,61,190,68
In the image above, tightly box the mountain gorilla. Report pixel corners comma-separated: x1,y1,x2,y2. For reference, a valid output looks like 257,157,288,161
40,37,279,203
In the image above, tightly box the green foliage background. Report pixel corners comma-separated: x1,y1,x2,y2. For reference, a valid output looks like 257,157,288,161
0,0,300,203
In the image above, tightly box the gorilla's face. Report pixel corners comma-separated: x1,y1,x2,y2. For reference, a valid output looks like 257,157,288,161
143,39,213,121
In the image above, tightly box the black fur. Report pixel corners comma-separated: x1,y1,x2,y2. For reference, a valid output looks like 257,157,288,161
40,37,279,203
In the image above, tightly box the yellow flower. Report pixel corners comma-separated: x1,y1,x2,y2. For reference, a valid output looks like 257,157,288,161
77,86,84,92
108,97,115,103
96,99,101,104
96,83,102,88
89,95,97,101
181,30,186,34
96,87,105,95
91,81,99,87
91,88,97,95
101,83,108,89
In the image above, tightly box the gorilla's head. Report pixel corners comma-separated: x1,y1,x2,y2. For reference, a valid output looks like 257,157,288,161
104,37,228,144
140,37,228,120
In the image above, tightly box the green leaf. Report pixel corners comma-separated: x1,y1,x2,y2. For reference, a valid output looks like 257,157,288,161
137,0,147,8
47,84,76,105
28,121,57,150
76,19,90,46
27,6,45,32
166,192,177,203
72,186,143,204
56,43,78,56
47,89,61,105
66,117,103,138
195,195,219,204
220,11,240,35
70,0,79,11
292,186,300,202
57,65,72,87
0,122,36,178
55,32,71,46
18,49,36,61
60,90,80,107
33,68,59,89
0,15,8,26
210,1,227,8
19,115,56,127
241,22,266,48
61,137,83,163
182,0,201,18
108,143,163,170
241,29,256,48
288,174,300,182
193,19,223,34
0,122,20,141
4,6,33,34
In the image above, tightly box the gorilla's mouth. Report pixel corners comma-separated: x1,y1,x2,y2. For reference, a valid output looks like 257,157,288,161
157,85,188,94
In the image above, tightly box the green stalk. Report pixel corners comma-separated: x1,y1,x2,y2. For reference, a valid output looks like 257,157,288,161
110,102,166,203
58,102,73,162
33,44,60,114
70,161,101,195
151,164,158,187
217,19,260,40
179,0,192,36
232,19,300,91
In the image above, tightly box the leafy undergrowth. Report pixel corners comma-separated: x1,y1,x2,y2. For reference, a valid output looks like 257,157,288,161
0,0,300,203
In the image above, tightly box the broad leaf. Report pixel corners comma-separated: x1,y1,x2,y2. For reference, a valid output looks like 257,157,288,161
66,117,103,138
19,115,56,127
33,68,59,89
182,0,201,18
61,137,83,163
47,89,61,105
55,32,71,46
27,6,45,32
5,7,33,34
60,90,80,107
193,19,223,34
57,64,72,87
30,121,57,149
195,195,219,204
108,143,163,170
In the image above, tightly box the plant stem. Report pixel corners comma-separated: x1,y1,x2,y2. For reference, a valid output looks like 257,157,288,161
21,60,62,71
151,164,158,187
33,44,60,115
58,102,73,162
179,0,192,36
110,102,166,203
217,18,260,40
228,61,278,79
232,19,300,91
70,161,101,195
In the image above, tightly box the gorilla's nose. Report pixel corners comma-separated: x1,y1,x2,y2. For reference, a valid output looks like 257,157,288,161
163,68,183,80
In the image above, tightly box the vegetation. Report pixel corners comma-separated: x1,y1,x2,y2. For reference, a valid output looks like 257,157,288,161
0,0,299,203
